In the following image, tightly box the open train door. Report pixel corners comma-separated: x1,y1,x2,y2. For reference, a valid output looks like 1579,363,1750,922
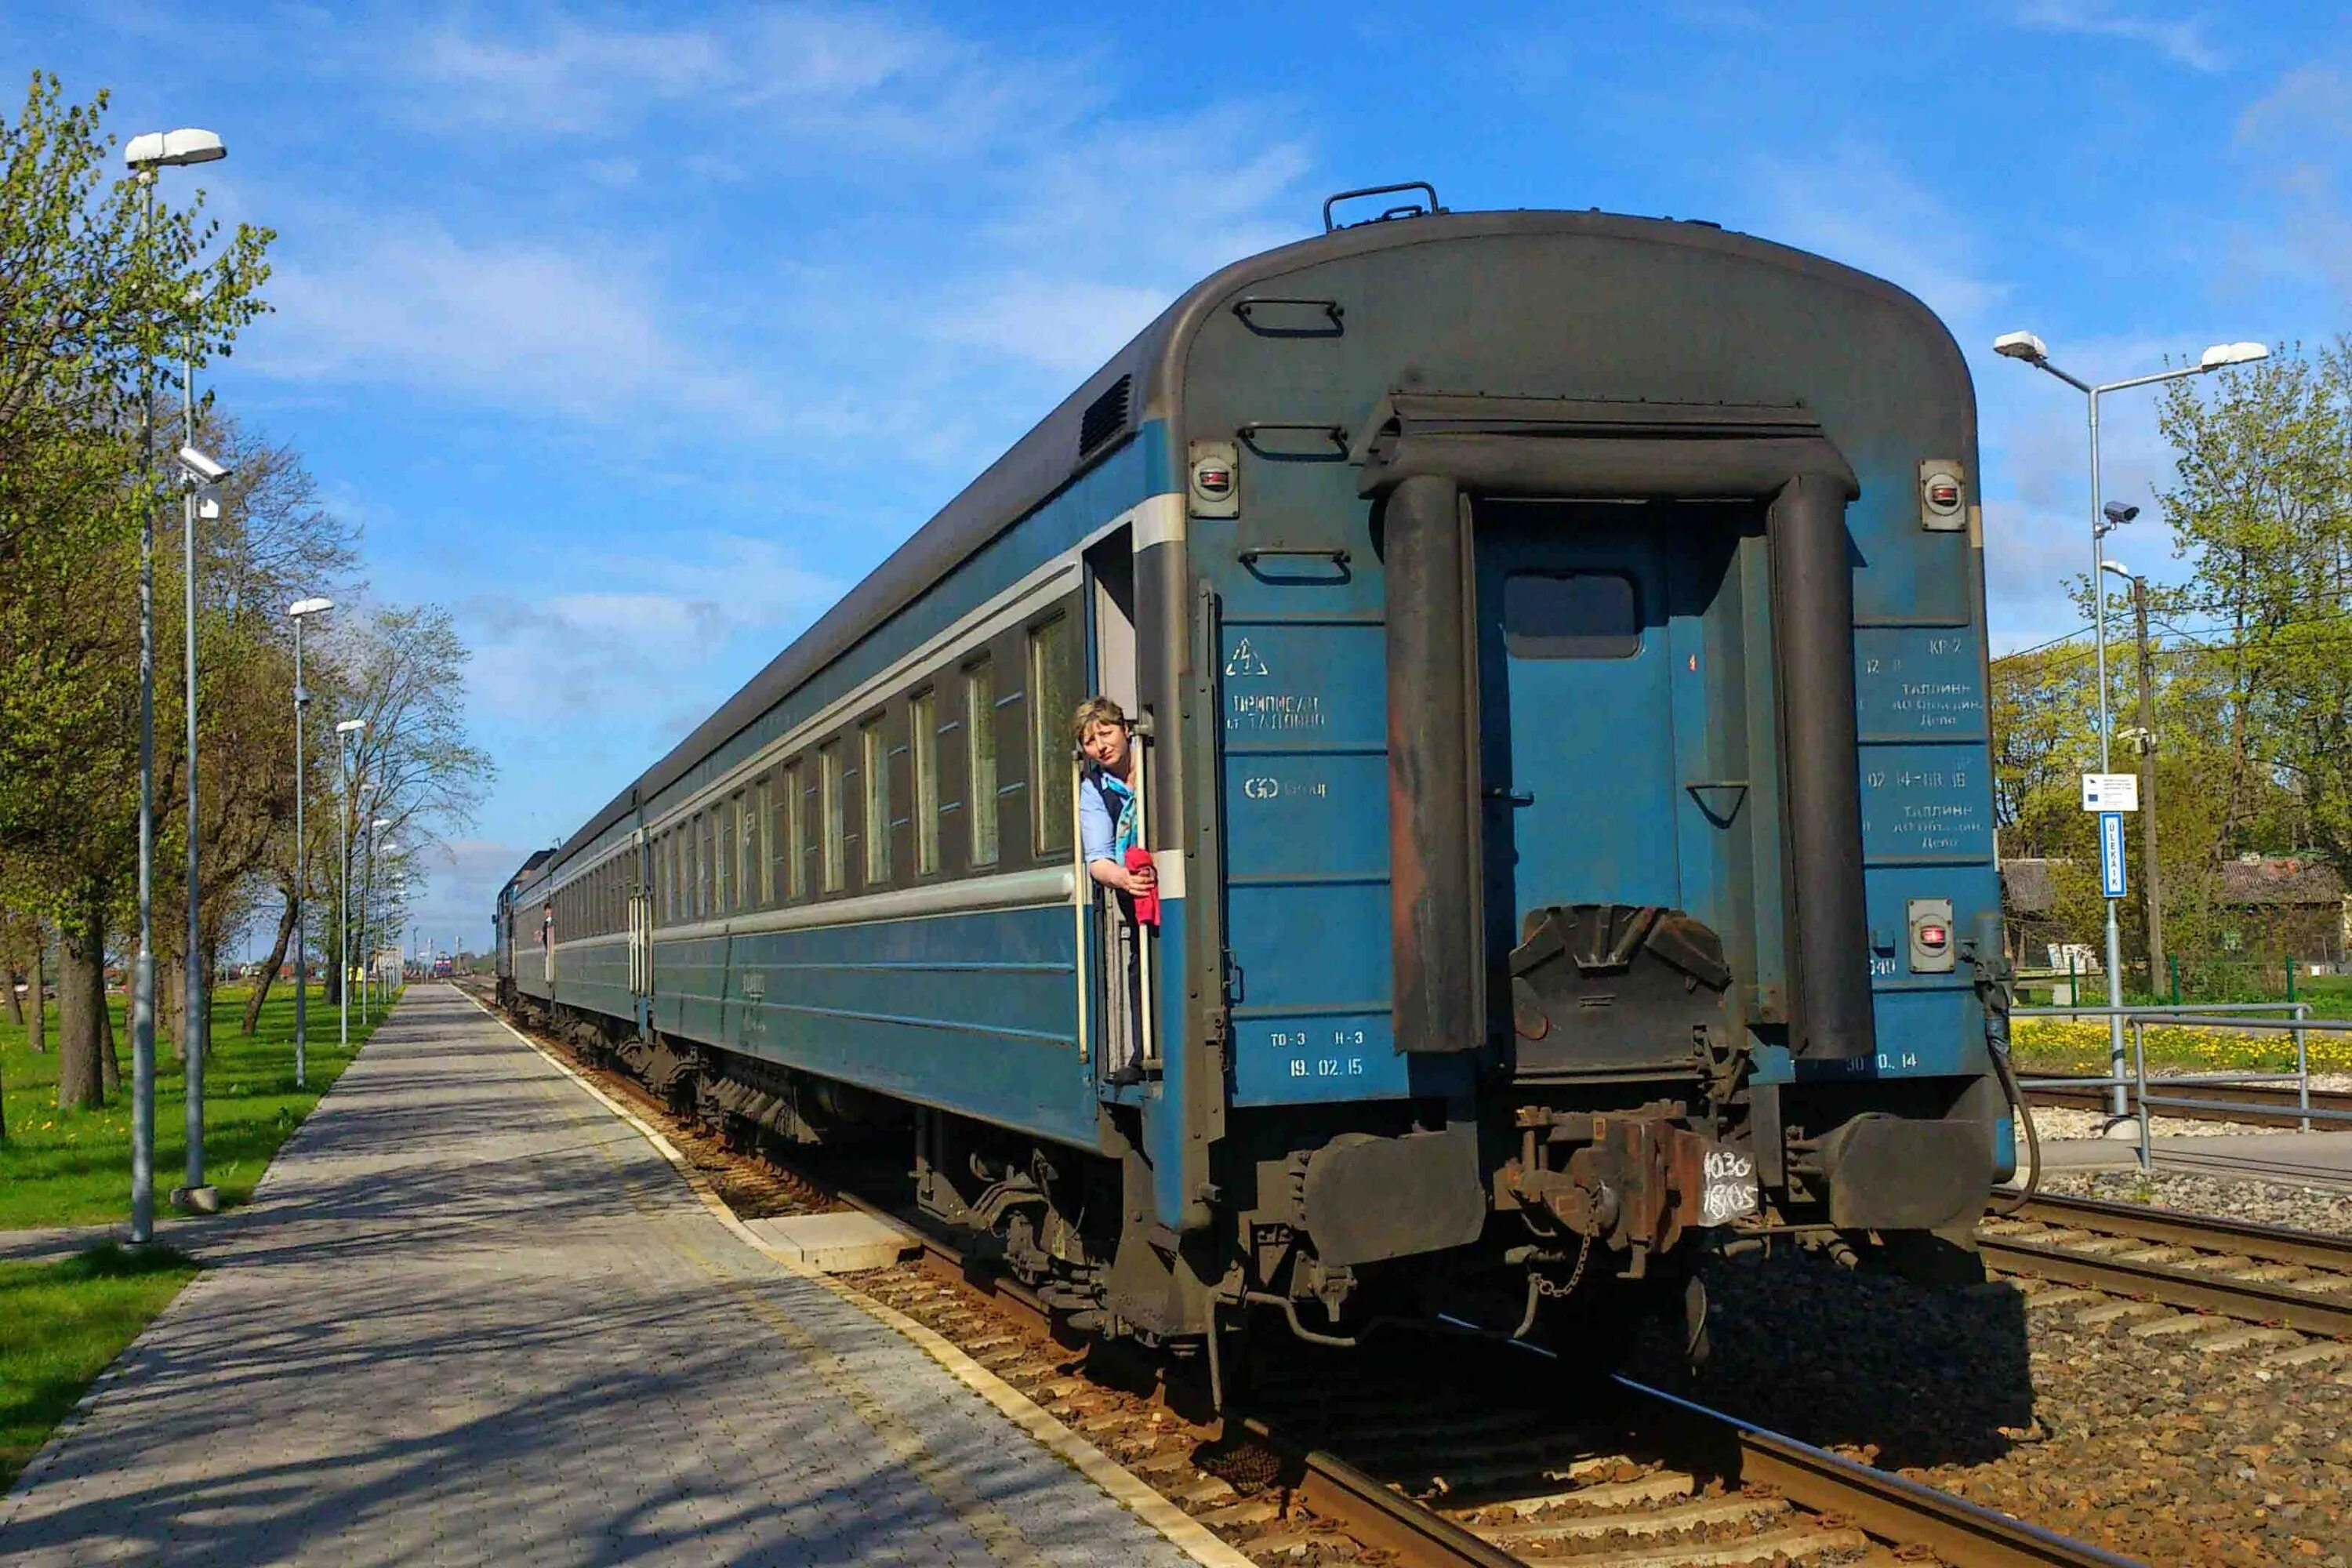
1077,524,1158,1093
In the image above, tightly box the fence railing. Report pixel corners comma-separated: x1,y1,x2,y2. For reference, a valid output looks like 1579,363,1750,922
2012,1001,2343,1170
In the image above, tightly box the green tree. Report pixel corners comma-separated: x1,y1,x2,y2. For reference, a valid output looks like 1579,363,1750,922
2157,339,2352,870
0,73,273,1107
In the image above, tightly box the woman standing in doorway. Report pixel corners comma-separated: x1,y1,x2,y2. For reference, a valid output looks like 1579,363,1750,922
1075,696,1153,1086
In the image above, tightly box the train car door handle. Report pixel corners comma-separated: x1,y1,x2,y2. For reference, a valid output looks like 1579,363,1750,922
1484,787,1536,806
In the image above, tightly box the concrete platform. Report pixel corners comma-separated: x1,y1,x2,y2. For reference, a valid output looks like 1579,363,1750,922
2027,1130,2352,1189
0,984,1214,1568
745,1210,922,1273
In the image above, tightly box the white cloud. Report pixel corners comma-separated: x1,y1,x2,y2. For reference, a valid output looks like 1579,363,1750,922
2014,2,2226,72
461,533,840,725
1747,147,2008,329
934,278,1177,376
261,220,764,427
2230,65,2352,310
403,5,1071,153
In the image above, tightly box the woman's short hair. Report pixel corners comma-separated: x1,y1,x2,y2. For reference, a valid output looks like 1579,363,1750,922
1072,695,1128,743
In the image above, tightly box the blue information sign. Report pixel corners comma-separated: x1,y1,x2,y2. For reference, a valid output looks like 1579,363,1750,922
2100,811,2128,898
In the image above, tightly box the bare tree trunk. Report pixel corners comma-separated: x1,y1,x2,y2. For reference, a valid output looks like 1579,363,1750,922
242,890,298,1035
162,946,184,1064
3,964,21,1028
197,939,217,1060
29,927,46,1054
100,939,122,1095
56,898,105,1110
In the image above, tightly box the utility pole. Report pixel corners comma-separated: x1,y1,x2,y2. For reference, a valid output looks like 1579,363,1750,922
2132,575,2165,979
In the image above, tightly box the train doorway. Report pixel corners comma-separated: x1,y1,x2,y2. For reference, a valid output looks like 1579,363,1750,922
1472,500,1742,1076
1081,527,1155,1090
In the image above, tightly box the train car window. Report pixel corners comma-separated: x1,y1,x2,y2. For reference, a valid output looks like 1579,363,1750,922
738,788,759,912
695,811,713,920
1029,615,1074,856
716,797,736,915
966,659,999,866
911,688,939,876
785,761,808,899
820,742,845,893
862,717,891,885
760,771,782,906
1501,571,1642,659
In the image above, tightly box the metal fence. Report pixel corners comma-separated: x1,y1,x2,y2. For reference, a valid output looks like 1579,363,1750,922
2013,1000,2348,1171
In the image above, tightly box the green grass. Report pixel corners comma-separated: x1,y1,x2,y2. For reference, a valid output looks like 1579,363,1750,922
0,1243,200,1485
2011,1014,2352,1076
0,982,401,1229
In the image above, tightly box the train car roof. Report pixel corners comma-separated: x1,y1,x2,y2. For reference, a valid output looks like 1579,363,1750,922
532,206,1952,883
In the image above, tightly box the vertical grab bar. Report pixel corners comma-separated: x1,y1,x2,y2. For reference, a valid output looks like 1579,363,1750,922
1071,753,1089,1066
1134,724,1159,1071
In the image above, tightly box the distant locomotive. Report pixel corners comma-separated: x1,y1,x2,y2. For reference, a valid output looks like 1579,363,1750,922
496,187,2013,1357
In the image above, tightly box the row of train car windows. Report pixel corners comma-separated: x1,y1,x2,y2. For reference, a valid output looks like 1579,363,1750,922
547,611,1080,940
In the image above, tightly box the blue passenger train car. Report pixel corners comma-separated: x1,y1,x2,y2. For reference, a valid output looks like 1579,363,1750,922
497,187,2014,1353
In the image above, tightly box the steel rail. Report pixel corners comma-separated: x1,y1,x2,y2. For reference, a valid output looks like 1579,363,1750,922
878,1189,2136,1567
1616,1377,2143,1568
2024,1073,2352,1130
506,997,2134,1568
1999,1192,2352,1273
1979,1199,2352,1339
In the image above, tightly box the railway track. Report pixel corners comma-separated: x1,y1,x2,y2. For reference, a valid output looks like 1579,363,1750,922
480,989,2135,1568
857,1200,2134,1568
2021,1072,2352,1129
1980,1192,2352,1341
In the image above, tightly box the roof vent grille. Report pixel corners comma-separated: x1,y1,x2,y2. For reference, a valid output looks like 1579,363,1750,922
1079,375,1132,457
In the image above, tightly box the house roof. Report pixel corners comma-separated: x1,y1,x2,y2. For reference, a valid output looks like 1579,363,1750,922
2000,855,2344,917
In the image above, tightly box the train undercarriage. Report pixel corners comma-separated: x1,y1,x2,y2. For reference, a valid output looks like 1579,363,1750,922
499,935,1994,1374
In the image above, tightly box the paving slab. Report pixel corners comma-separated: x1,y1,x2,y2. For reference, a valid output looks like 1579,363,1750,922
0,983,1205,1568
745,1211,922,1273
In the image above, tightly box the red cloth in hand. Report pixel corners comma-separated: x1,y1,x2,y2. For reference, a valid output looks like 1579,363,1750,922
1125,847,1160,927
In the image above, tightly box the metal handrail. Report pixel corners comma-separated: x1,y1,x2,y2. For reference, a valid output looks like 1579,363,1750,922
2013,1000,2321,1136
2013,1001,2310,1016
2010,1000,2340,1165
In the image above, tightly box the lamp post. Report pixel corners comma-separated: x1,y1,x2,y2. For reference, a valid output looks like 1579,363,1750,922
175,328,231,1217
1994,331,2268,1119
288,598,332,1088
361,818,390,1024
335,719,366,1050
122,125,225,1247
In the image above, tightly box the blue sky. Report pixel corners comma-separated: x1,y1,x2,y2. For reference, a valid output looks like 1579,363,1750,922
6,1,2348,951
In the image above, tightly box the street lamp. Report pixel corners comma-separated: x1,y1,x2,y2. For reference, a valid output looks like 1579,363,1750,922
173,419,230,1217
123,123,227,1247
335,718,366,1050
1995,330,2269,1120
362,818,391,1024
287,597,332,1088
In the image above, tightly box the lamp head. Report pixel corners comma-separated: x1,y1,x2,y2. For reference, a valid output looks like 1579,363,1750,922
124,129,227,169
1994,330,2049,362
2201,341,2269,369
335,719,367,735
2100,559,2135,580
176,445,229,484
2103,501,2140,526
288,596,334,619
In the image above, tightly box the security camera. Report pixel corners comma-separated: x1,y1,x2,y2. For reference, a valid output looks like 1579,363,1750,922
176,445,230,483
2103,502,2139,526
